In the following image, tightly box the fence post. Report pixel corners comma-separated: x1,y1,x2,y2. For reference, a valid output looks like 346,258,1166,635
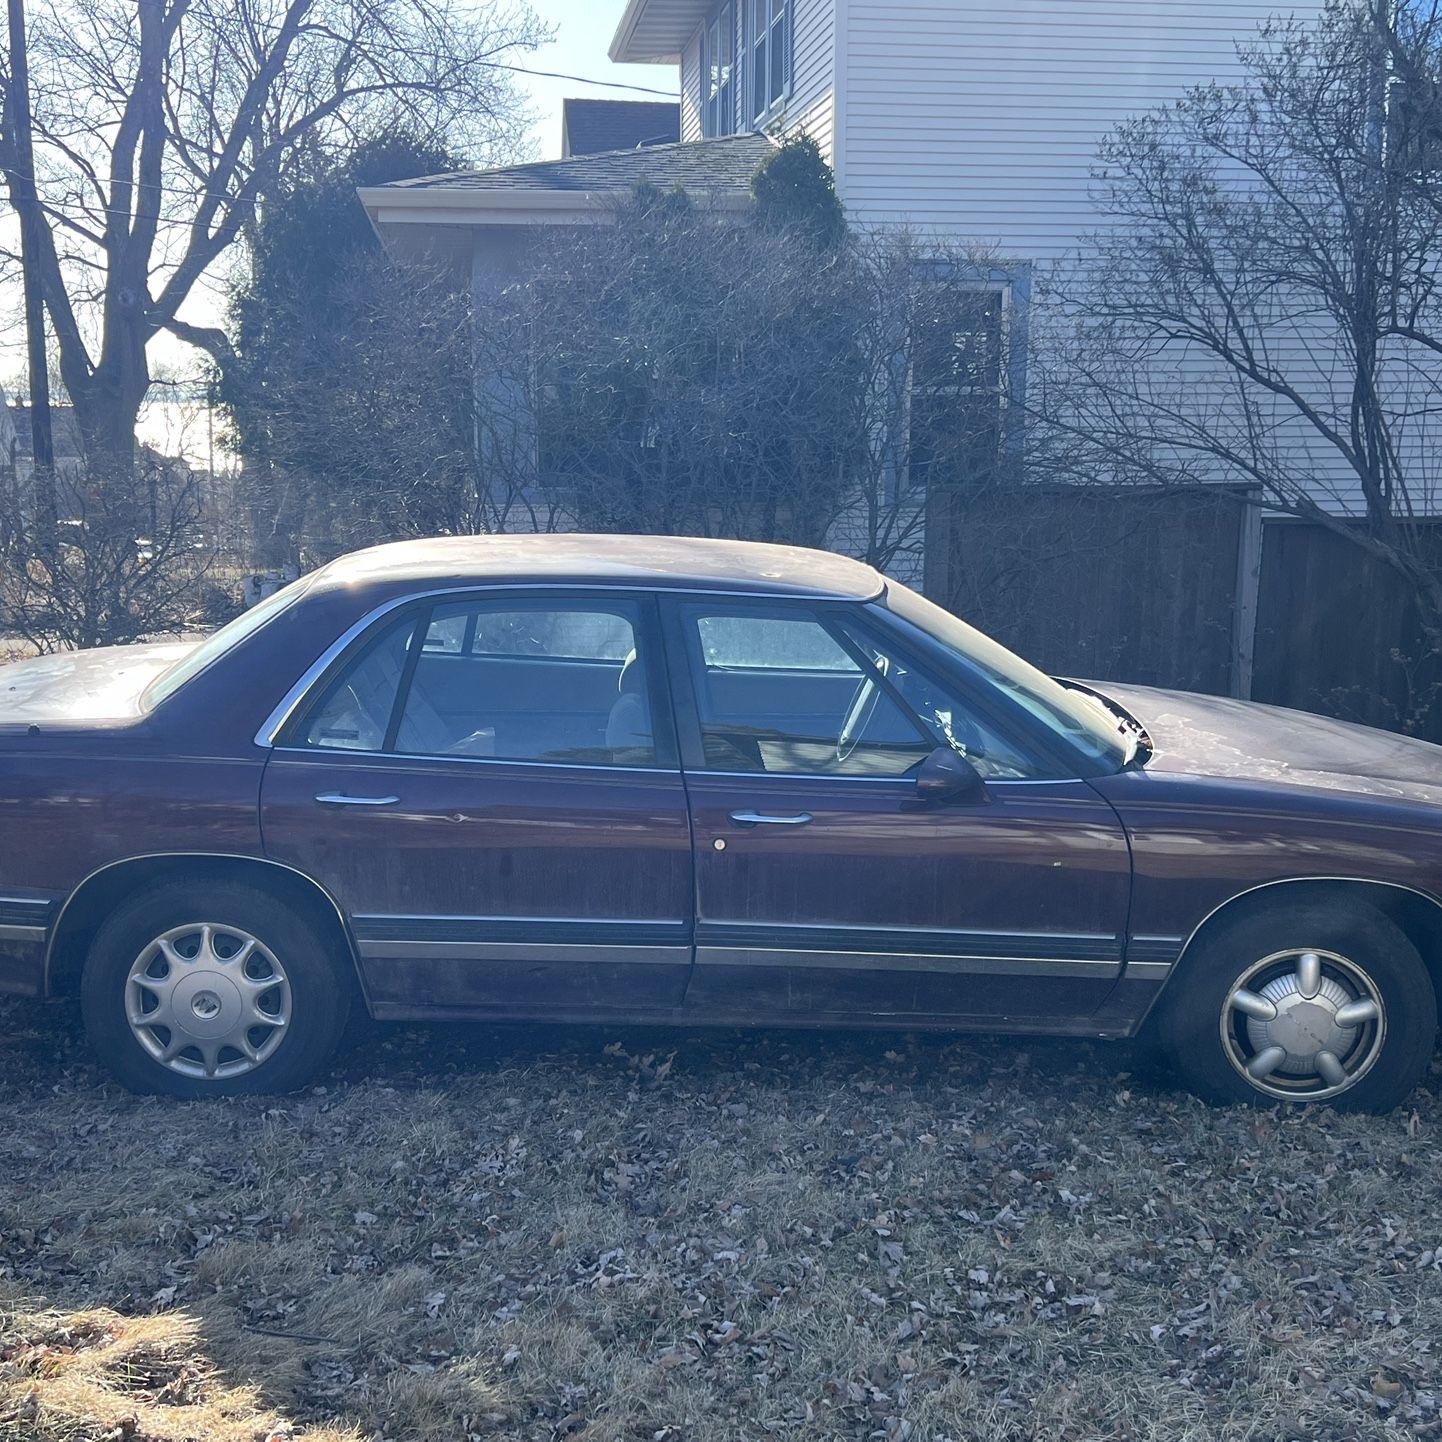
1231,491,1264,700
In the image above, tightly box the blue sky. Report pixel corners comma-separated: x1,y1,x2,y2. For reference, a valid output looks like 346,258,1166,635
524,1,680,160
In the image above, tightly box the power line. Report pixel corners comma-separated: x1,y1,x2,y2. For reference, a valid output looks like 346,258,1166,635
489,62,679,98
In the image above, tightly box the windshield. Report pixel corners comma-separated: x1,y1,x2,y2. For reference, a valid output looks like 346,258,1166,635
141,575,313,711
882,582,1131,773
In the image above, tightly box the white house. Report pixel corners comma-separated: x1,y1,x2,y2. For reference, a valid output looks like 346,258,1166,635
616,0,1331,254
362,1,1415,705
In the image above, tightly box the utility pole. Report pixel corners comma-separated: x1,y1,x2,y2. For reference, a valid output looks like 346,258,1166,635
5,0,57,547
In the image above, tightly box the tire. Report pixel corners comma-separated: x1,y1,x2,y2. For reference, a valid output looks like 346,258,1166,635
80,881,352,1098
1155,900,1437,1113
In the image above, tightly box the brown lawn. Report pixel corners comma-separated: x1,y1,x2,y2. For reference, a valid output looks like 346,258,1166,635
2,997,1440,1441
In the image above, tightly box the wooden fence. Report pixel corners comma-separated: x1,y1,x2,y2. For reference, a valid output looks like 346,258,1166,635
925,487,1442,742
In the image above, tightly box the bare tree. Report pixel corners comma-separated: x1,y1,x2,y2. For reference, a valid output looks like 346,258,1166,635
0,0,543,474
467,193,1010,573
0,452,212,650
1030,0,1442,639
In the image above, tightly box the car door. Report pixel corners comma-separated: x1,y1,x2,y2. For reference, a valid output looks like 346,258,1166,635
260,589,695,1019
661,598,1133,1025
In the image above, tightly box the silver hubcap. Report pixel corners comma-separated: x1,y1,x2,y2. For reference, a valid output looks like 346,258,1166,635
1221,948,1385,1100
125,923,291,1081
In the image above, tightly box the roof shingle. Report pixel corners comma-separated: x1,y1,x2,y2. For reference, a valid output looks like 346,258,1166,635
374,133,775,196
561,98,680,157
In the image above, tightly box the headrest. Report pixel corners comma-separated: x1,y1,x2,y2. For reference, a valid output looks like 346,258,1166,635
618,649,643,695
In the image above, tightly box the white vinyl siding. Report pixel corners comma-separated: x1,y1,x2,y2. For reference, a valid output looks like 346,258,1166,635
786,0,835,165
839,0,1330,252
684,0,833,162
681,29,703,141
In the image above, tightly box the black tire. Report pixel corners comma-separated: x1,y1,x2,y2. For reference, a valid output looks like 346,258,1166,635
1155,900,1437,1113
80,881,352,1098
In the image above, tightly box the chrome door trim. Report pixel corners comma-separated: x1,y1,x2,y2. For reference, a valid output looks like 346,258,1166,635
0,924,46,943
696,947,1122,977
356,940,691,966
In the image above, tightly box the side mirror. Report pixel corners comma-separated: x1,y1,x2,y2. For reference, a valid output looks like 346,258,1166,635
915,746,989,805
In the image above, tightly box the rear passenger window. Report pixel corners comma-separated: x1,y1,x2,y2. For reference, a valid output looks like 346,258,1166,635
304,616,419,751
300,598,658,768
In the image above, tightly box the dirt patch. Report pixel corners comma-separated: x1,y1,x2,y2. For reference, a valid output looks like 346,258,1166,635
2,996,1440,1440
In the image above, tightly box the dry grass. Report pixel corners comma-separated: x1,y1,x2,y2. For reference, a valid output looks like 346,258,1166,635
2,998,1441,1441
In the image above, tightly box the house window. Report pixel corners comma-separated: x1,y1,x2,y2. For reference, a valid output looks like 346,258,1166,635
748,0,791,123
907,286,1006,495
1387,75,1442,174
702,5,736,138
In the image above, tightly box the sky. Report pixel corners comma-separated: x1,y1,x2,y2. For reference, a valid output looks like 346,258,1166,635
0,1,678,457
525,0,678,161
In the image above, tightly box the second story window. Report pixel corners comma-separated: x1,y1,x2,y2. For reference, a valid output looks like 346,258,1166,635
749,0,791,123
703,4,736,137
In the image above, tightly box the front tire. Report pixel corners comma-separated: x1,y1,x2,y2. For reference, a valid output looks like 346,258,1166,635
80,881,351,1098
1156,901,1437,1113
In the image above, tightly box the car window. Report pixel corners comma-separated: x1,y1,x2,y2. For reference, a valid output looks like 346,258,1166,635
882,582,1129,773
837,622,1051,782
679,606,934,778
142,574,313,710
303,614,420,751
696,615,858,671
300,598,657,768
422,608,636,661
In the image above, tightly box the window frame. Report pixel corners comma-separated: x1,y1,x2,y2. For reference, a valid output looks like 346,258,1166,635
904,280,1009,499
700,3,736,139
659,595,1084,784
273,587,680,772
745,0,791,127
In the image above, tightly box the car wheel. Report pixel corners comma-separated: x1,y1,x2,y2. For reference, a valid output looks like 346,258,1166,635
1156,901,1437,1113
80,881,351,1098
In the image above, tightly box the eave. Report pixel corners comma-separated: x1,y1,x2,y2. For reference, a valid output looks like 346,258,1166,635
609,0,712,64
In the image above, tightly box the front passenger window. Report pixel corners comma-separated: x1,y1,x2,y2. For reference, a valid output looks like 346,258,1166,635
680,606,934,777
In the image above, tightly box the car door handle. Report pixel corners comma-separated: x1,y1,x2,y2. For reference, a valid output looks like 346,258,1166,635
729,811,814,827
314,793,400,808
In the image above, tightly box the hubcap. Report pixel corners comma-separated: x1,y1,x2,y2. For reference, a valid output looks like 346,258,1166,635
125,923,291,1081
1220,948,1385,1100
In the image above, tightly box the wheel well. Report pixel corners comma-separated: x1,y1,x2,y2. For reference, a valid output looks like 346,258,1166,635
1178,878,1442,998
46,855,365,1005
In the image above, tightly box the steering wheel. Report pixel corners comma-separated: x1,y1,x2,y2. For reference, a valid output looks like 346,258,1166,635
836,658,889,764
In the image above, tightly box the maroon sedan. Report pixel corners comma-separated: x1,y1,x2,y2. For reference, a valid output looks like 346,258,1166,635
0,535,1438,1110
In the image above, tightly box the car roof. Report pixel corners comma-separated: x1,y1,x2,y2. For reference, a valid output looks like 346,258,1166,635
309,534,887,602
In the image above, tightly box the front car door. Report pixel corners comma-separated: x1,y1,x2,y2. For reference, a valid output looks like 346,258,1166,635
661,596,1135,1028
260,588,694,1019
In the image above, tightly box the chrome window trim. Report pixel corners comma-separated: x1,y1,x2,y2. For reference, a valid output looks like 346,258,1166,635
254,581,881,750
268,745,681,779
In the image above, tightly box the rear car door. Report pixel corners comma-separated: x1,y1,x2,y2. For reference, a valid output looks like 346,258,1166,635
661,598,1134,1025
260,589,694,1019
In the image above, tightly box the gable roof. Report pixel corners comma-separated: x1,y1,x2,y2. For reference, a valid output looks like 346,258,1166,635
562,98,680,157
359,134,775,228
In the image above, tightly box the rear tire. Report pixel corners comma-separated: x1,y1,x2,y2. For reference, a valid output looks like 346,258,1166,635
80,881,351,1098
1156,901,1436,1113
